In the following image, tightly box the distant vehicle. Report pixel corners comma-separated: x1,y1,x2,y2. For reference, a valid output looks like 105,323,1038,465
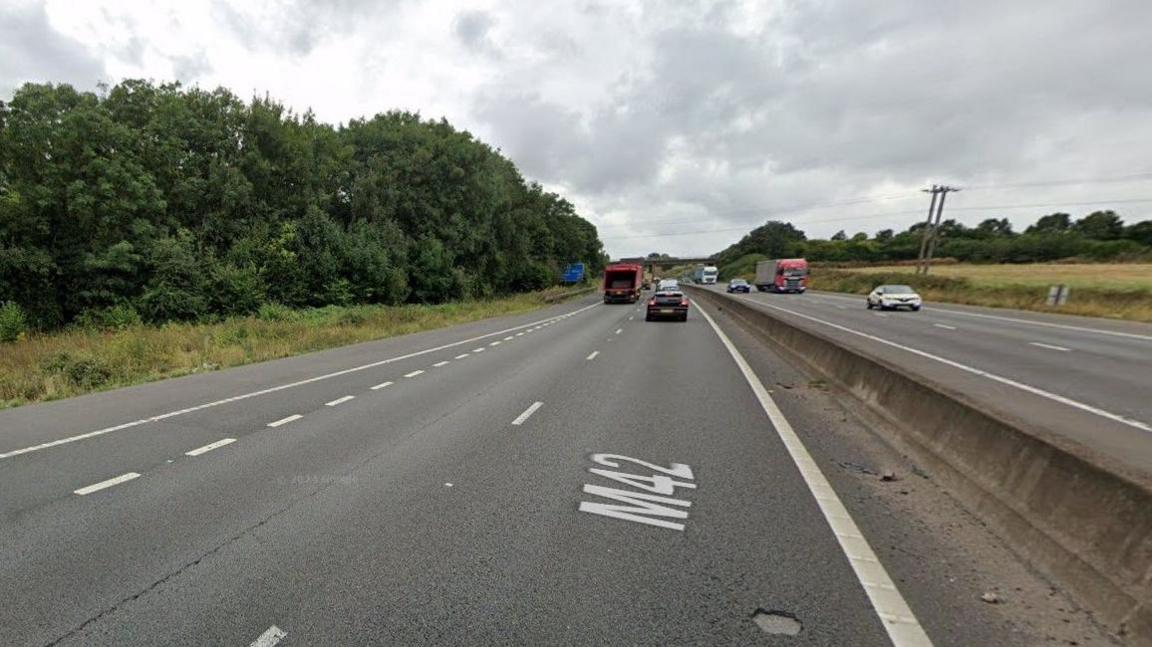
561,262,585,285
693,265,719,284
726,278,751,293
657,278,679,291
755,258,809,293
646,289,689,322
866,284,922,311
602,263,644,303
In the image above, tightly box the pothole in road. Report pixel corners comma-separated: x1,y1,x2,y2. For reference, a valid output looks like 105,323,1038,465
751,609,803,636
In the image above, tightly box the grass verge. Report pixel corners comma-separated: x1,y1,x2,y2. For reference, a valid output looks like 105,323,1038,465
807,270,1152,322
0,286,594,410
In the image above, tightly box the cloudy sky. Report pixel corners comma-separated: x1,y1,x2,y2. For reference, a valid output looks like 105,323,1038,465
3,0,1152,258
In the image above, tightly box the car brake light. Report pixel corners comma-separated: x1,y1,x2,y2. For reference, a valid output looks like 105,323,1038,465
648,299,656,306
681,299,689,306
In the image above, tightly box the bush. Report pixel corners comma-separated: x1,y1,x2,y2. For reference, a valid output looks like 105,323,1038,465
42,352,112,388
0,301,28,342
209,264,267,316
256,302,296,322
75,304,143,331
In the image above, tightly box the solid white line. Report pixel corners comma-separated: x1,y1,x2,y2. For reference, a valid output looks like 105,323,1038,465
809,291,1152,341
615,328,622,334
184,438,236,456
1030,342,1071,352
267,414,302,428
933,323,957,330
248,625,287,647
586,351,599,360
433,360,450,367
370,381,394,390
695,303,932,647
736,296,1152,432
0,302,602,459
454,353,470,359
404,370,425,378
511,401,544,426
325,395,355,406
74,472,141,496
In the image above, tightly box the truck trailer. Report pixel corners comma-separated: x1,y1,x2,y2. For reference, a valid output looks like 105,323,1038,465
692,265,719,284
602,263,644,303
755,258,809,293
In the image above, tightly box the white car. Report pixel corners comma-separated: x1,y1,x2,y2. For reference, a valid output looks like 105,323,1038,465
866,284,922,311
657,279,679,291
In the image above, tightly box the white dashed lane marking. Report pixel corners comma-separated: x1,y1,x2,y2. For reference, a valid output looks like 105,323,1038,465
1030,342,1071,352
404,370,425,378
248,625,287,647
586,351,599,360
184,438,236,456
370,381,394,390
74,472,141,496
267,414,303,428
433,361,450,367
454,353,470,359
511,401,544,426
325,395,355,406
933,324,957,330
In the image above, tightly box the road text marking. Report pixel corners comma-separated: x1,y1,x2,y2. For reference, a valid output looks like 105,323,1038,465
326,395,355,406
696,302,932,646
248,626,287,647
267,414,303,428
579,454,696,531
512,401,544,426
184,438,236,456
370,381,394,390
586,351,600,360
404,370,425,378
74,472,141,496
1030,342,1071,352
0,303,603,459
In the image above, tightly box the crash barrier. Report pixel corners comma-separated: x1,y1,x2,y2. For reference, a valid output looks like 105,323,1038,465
687,286,1152,644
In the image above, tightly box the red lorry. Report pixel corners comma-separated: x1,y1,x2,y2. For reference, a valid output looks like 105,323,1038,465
602,263,644,303
754,258,809,293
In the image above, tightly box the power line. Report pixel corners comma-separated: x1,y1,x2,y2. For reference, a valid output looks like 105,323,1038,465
962,171,1152,191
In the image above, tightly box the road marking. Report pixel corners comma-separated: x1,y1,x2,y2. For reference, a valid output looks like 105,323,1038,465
512,401,544,426
454,353,470,359
615,328,623,334
473,347,486,353
933,323,957,330
515,332,524,336
370,381,394,390
0,303,602,459
326,395,355,406
489,340,501,346
807,291,1152,341
735,295,1152,432
504,335,514,341
695,303,932,646
433,360,450,367
184,438,236,456
628,315,634,321
404,370,425,378
586,351,600,360
248,625,287,647
267,414,303,428
1030,342,1071,352
873,312,888,317
74,472,141,496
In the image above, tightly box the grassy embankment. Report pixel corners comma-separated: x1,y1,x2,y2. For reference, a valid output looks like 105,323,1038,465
0,286,593,410
721,255,1152,322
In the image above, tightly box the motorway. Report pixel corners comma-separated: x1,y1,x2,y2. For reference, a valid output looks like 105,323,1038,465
704,286,1152,476
0,295,1114,645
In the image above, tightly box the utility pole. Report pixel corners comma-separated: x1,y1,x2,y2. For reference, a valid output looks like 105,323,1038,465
916,185,960,274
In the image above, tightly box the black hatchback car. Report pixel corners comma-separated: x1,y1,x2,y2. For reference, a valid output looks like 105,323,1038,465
727,278,751,293
646,290,689,322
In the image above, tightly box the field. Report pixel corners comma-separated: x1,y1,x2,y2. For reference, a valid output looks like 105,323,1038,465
843,263,1152,290
0,286,592,410
805,263,1152,322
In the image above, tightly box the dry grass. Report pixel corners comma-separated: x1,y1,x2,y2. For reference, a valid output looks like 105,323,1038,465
846,263,1152,290
0,287,592,409
808,268,1152,322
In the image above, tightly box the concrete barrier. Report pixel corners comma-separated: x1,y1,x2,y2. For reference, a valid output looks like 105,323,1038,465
688,286,1152,644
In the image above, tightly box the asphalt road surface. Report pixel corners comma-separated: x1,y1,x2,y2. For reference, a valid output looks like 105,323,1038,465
705,286,1152,476
0,295,1112,646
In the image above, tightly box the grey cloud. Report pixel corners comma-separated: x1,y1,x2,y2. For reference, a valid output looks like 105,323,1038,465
0,2,106,99
454,10,499,56
212,0,392,56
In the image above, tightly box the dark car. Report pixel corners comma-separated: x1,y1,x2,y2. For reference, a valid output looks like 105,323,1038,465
727,278,751,293
646,290,689,322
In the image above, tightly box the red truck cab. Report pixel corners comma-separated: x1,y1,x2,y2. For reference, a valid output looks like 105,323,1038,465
755,258,809,293
603,263,644,303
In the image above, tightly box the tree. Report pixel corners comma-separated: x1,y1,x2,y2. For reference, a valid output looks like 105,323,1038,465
1072,211,1124,240
1124,220,1152,246
1026,212,1071,234
830,230,847,241
975,218,1013,237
